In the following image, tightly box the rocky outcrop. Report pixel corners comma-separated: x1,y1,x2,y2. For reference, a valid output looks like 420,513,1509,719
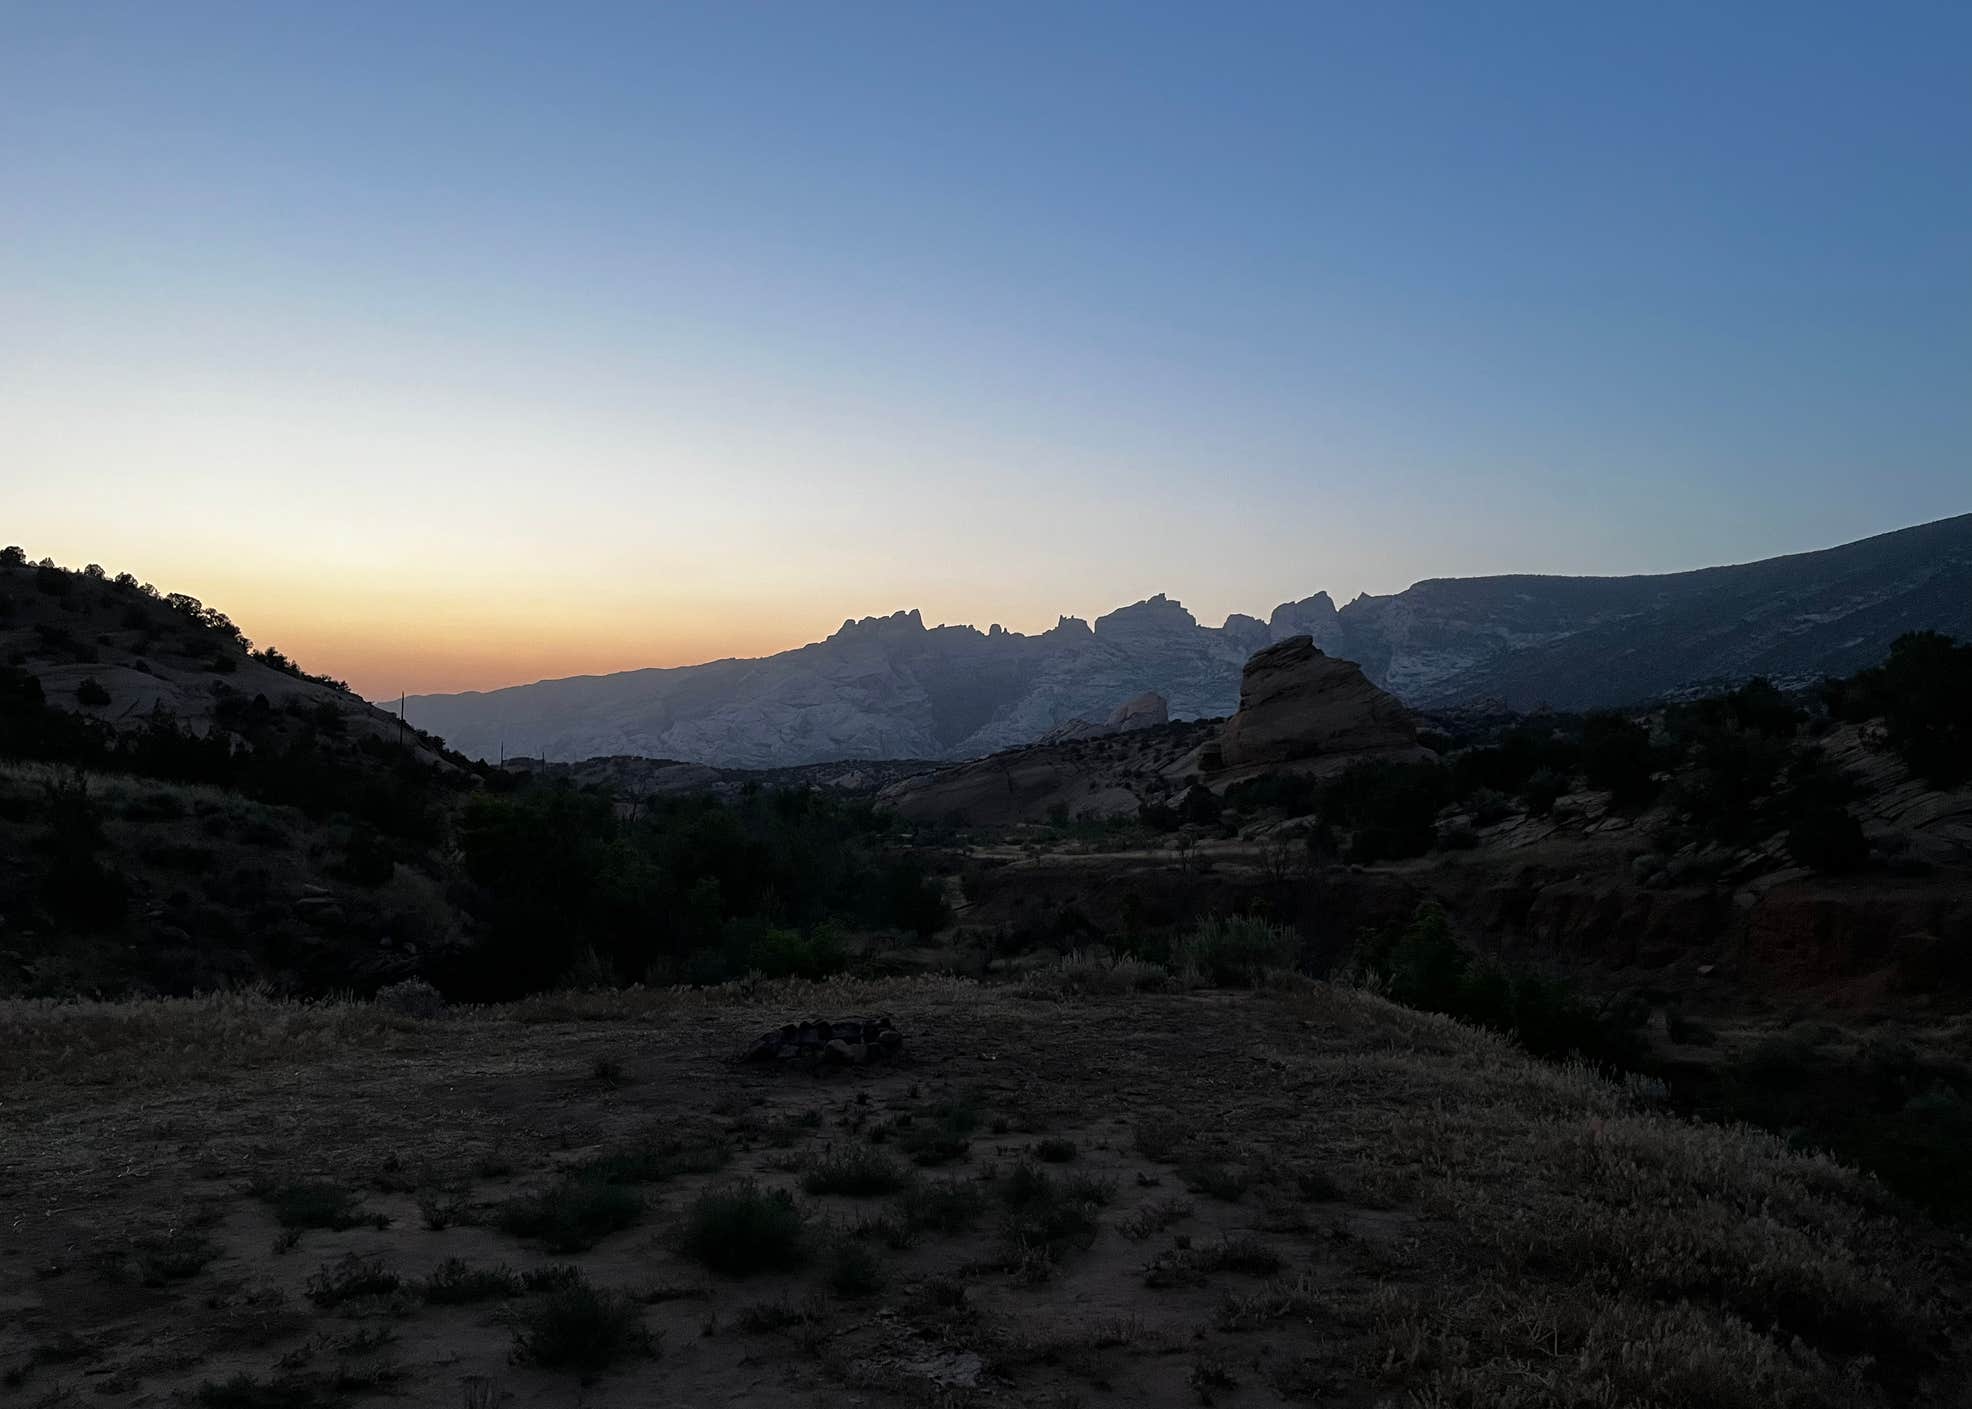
879,717,1216,826
1106,691,1168,732
1038,691,1169,744
1215,637,1432,775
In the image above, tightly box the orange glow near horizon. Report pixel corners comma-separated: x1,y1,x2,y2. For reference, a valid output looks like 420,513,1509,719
177,576,844,701
266,611,810,700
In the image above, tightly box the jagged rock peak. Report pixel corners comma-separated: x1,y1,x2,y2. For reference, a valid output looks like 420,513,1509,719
1221,612,1272,650
1094,593,1197,636
831,608,926,639
1267,592,1339,631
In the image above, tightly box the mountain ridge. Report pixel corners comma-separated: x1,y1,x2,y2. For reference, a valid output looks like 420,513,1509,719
399,513,1972,768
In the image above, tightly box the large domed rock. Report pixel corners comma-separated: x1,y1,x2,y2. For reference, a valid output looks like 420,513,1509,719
1104,690,1168,731
1217,636,1429,772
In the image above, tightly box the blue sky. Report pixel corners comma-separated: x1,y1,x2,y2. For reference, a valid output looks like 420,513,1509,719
3,2,1967,695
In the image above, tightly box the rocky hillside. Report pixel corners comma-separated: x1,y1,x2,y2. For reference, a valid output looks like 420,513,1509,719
401,514,1972,768
0,549,459,771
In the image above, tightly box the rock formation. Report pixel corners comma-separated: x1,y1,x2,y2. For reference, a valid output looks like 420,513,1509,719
1038,690,1169,744
1216,637,1430,774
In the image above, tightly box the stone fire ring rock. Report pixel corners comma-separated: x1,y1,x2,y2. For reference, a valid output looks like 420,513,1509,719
739,1015,904,1067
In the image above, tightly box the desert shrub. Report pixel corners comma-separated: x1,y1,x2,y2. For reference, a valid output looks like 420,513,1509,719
1173,916,1297,986
1222,772,1322,818
496,1179,642,1253
452,782,947,998
1786,802,1869,873
1003,1200,1100,1267
133,1228,218,1284
1134,1118,1188,1163
522,1264,583,1292
1464,787,1515,826
1296,1168,1344,1201
1118,1197,1194,1240
1061,1172,1118,1206
1352,903,1646,1071
38,771,128,927
1579,712,1657,807
121,789,187,821
373,977,445,1019
142,839,218,873
1451,727,1578,799
676,1181,806,1275
1320,759,1452,862
1180,1161,1250,1201
734,1298,811,1332
250,1177,378,1231
1039,947,1170,995
1216,1275,1327,1331
573,1136,729,1185
194,1373,338,1408
1664,694,1797,844
305,1252,400,1307
897,1096,977,1166
823,1240,884,1298
1000,1160,1056,1208
896,1177,983,1235
1204,1234,1283,1274
1832,631,1972,785
801,1145,908,1196
1153,1234,1284,1285
511,1277,654,1371
1518,766,1568,818
420,1258,522,1304
1033,1137,1078,1163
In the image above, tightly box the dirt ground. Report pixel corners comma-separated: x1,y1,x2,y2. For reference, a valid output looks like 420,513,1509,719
2,977,1965,1408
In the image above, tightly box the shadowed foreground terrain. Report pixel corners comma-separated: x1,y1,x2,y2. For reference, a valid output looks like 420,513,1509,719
3,978,1965,1407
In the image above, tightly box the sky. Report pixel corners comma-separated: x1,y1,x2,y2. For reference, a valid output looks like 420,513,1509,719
3,2,1968,699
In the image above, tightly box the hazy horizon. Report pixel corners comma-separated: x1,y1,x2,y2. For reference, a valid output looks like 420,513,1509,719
6,3,1968,699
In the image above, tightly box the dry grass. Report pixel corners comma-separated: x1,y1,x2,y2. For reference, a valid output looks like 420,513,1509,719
0,991,424,1088
0,979,1962,1407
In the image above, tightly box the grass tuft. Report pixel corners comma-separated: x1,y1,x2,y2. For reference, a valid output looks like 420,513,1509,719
572,1135,729,1185
420,1257,522,1304
305,1252,400,1308
801,1144,910,1196
897,1176,985,1236
1179,1160,1250,1202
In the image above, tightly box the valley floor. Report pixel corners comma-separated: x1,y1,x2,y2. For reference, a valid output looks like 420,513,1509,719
1,979,1965,1408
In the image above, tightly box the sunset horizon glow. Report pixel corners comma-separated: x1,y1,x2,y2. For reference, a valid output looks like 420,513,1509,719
6,3,1966,701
